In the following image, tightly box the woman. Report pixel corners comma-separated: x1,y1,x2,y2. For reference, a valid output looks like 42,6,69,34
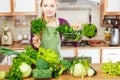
31,0,69,57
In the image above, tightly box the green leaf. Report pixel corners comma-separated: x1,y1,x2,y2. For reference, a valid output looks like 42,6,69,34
31,18,47,35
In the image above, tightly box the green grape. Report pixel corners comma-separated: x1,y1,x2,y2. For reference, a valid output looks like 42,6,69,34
101,61,120,76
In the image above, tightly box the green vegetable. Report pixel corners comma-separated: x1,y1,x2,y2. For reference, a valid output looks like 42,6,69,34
31,18,47,35
0,71,6,80
74,30,84,42
0,46,20,55
6,46,38,80
36,58,50,70
55,23,73,35
32,68,52,79
55,23,83,41
51,64,60,78
58,59,71,75
87,66,97,76
73,63,87,78
70,57,92,78
19,62,32,78
82,23,97,38
38,47,60,65
101,61,120,76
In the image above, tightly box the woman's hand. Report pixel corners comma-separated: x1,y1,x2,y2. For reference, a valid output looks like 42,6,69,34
32,35,41,48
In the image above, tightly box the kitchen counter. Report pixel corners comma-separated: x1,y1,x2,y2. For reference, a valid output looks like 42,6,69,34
1,42,30,50
2,41,120,50
1,64,120,80
2,41,120,64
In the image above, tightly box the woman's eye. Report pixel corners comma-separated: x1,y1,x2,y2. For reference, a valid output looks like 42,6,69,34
50,5,55,7
43,4,47,7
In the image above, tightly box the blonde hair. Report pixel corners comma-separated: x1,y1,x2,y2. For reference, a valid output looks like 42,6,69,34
40,0,57,7
40,0,58,19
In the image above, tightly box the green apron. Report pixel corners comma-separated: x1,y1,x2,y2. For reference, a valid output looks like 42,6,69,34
41,26,61,57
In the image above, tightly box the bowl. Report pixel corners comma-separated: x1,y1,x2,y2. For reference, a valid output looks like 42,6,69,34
88,40,102,44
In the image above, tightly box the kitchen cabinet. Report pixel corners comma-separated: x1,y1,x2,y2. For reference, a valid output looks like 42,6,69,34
104,0,120,13
100,0,120,26
77,49,100,63
0,0,12,16
13,0,37,27
0,0,37,16
0,0,37,27
12,0,37,15
0,55,16,65
102,48,120,63
60,50,75,57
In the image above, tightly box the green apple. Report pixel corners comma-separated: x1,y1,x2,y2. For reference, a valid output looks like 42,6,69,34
0,71,6,80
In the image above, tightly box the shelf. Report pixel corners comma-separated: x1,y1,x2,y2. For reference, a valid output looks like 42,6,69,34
14,15,36,27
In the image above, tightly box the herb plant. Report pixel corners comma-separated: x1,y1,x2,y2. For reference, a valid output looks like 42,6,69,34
31,18,47,35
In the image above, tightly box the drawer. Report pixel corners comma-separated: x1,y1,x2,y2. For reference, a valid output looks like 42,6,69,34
102,48,120,63
78,49,100,63
60,50,74,57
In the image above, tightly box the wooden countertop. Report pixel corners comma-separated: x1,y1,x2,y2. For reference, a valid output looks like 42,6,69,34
1,64,120,80
1,42,30,50
2,41,120,50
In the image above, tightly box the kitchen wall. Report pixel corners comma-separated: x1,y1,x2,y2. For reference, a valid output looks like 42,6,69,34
0,0,105,42
56,4,104,40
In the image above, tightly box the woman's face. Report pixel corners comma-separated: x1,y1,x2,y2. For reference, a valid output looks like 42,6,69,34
41,0,57,18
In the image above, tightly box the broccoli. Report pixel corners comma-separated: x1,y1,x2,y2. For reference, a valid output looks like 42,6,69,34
36,58,50,70
32,68,52,79
58,59,71,75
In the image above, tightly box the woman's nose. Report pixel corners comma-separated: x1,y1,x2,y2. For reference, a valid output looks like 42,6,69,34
47,6,51,10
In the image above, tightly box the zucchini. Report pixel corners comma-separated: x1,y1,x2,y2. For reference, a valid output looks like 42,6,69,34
87,66,97,76
90,66,97,75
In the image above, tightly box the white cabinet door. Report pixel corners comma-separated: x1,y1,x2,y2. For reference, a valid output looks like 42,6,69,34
14,0,36,12
102,48,120,63
0,0,11,12
0,0,11,16
78,49,100,63
0,50,24,65
105,0,120,12
60,50,75,58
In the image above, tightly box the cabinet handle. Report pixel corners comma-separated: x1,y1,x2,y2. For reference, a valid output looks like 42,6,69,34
108,53,118,55
14,1,16,9
106,0,108,10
